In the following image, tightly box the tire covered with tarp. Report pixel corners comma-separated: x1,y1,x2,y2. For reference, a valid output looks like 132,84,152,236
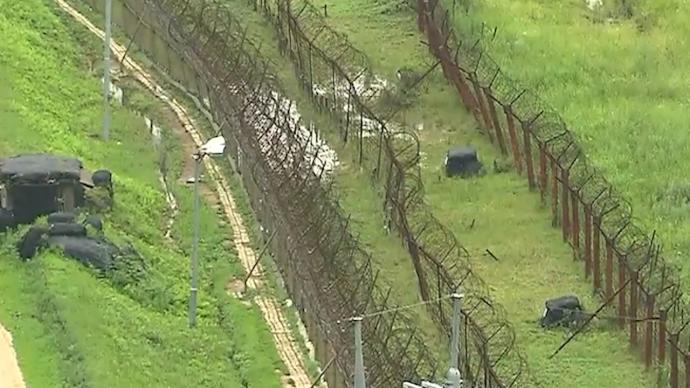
0,208,15,233
47,235,119,271
48,222,87,237
17,225,48,260
47,212,76,224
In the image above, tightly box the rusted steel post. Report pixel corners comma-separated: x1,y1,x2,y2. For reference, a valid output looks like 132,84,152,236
671,334,679,388
551,159,559,226
539,145,548,204
504,106,523,172
605,240,614,299
571,194,580,259
618,256,627,329
561,169,570,242
416,0,425,31
630,271,639,347
645,294,655,368
471,78,494,140
685,354,690,388
484,87,507,154
584,207,592,278
593,218,601,291
521,122,536,190
659,309,667,364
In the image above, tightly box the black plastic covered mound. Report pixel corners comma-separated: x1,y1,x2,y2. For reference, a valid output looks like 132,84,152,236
540,294,584,328
47,235,118,271
91,169,112,187
0,208,15,233
15,216,121,272
0,154,82,184
445,146,483,177
47,212,76,224
48,223,86,237
16,225,48,259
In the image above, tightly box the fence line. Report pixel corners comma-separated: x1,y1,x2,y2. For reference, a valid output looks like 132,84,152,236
417,0,690,385
243,0,537,385
80,0,452,385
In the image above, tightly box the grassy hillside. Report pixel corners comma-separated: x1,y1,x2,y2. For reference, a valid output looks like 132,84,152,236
444,0,690,284
0,0,283,386
225,0,658,386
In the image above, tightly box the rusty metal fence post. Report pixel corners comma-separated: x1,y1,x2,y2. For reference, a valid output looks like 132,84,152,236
538,144,548,204
584,206,592,278
592,219,601,292
658,309,667,364
617,255,627,329
561,168,570,242
571,191,580,259
484,89,507,154
671,333,679,388
503,106,522,171
644,294,655,368
605,240,614,299
630,271,639,347
521,121,536,189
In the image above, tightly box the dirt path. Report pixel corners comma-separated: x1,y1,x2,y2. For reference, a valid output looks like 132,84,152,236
0,325,26,388
54,1,313,386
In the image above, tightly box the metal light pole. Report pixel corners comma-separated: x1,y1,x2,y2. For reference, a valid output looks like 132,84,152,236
188,153,202,328
102,0,112,141
187,136,226,328
353,317,366,388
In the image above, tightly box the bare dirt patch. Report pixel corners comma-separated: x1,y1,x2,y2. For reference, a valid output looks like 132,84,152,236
0,324,26,388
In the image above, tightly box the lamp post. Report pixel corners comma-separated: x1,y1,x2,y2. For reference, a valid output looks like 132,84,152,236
103,0,112,141
188,136,226,328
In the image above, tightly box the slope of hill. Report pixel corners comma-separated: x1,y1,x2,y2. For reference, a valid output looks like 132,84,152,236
0,0,284,386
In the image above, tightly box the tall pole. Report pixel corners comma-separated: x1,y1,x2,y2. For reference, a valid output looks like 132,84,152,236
188,153,202,327
102,0,112,141
445,293,463,388
353,317,366,388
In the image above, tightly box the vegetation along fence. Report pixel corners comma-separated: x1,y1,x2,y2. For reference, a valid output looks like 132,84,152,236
80,0,449,385
416,0,690,386
242,0,538,386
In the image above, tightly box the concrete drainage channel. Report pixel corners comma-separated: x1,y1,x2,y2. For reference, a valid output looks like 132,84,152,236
55,0,316,386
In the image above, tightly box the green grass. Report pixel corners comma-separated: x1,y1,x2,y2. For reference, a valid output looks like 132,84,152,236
234,0,659,386
0,0,283,386
443,0,690,287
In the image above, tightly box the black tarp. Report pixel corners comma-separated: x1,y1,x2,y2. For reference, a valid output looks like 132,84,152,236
445,146,482,177
47,235,118,271
0,154,82,184
540,294,584,328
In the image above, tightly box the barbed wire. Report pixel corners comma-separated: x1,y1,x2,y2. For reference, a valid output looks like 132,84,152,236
249,0,535,386
129,0,447,384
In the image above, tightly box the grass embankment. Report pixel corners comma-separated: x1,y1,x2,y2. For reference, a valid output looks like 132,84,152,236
0,0,283,386
443,0,690,286
272,0,655,386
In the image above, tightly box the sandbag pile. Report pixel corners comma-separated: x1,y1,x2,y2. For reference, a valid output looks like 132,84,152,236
15,211,123,272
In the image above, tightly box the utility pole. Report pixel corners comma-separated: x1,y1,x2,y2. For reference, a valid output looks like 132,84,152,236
188,153,202,327
403,293,464,388
102,0,112,141
444,293,463,388
353,317,366,388
186,136,226,328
